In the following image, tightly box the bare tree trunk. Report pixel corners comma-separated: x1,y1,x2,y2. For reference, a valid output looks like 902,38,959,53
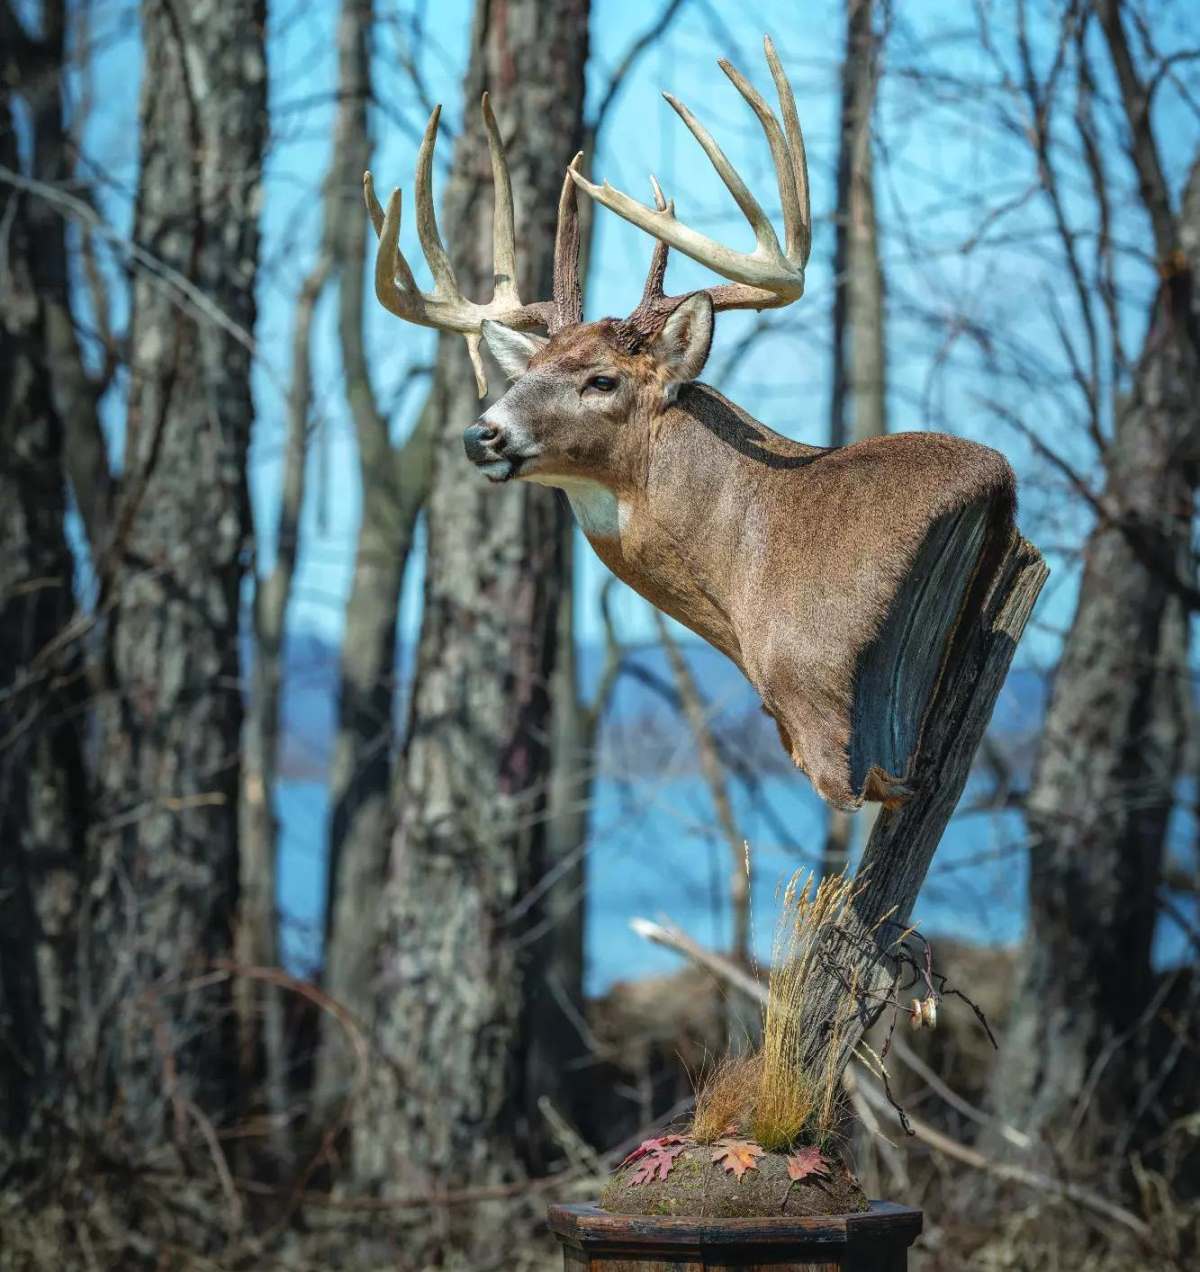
989,157,1199,1165
522,9,693,1145
313,0,437,1122
237,246,333,1162
522,532,592,1161
825,0,887,877
350,0,588,1256
85,0,266,1150
523,556,622,1158
800,536,1047,1081
0,0,107,1164
0,90,87,1161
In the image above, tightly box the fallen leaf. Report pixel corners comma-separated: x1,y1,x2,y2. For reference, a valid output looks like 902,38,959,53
619,1134,686,1169
627,1139,687,1185
711,1138,764,1180
786,1145,831,1183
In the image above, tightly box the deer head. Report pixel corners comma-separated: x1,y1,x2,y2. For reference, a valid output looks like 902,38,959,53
364,38,1018,811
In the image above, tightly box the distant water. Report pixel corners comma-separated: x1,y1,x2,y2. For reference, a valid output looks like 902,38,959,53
278,767,1033,995
274,646,1196,993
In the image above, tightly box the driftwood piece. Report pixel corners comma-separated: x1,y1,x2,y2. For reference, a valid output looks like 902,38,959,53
805,531,1047,1077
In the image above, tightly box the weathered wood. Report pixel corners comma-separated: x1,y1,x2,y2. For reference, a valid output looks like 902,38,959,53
799,532,1048,1078
548,1201,922,1270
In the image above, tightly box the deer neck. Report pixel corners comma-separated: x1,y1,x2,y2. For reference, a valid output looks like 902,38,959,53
574,383,816,663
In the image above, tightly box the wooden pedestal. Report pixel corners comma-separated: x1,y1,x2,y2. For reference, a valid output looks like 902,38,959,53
547,1201,923,1270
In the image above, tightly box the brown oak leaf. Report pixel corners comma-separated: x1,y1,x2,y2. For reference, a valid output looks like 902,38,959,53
711,1138,764,1180
627,1138,687,1185
786,1145,831,1183
619,1134,686,1169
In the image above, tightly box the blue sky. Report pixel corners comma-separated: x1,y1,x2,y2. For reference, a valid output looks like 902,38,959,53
68,0,1199,665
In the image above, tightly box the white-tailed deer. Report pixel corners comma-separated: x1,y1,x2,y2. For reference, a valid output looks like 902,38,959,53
364,38,1017,811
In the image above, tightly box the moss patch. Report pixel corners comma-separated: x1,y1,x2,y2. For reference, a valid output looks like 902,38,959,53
600,1141,868,1219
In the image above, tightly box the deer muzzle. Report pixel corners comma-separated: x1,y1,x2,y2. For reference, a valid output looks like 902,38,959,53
463,417,524,482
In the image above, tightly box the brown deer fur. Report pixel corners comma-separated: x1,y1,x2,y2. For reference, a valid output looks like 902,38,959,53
367,42,1019,808
473,299,1016,809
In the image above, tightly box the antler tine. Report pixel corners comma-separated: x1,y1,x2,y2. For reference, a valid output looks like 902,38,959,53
569,35,808,309
662,90,782,261
718,55,803,265
481,93,520,308
640,176,672,304
549,153,585,332
764,35,812,266
364,175,423,318
413,105,460,299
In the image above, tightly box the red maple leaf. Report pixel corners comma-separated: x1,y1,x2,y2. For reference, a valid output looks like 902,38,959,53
626,1138,687,1185
619,1134,686,1169
786,1145,831,1183
711,1138,764,1180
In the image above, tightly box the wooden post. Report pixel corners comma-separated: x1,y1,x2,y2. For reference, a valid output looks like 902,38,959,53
548,1201,922,1270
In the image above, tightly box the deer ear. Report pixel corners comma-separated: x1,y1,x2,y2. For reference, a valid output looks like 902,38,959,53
481,320,548,381
651,292,714,388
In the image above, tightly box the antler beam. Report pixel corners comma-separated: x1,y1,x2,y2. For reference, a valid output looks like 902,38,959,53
569,35,811,313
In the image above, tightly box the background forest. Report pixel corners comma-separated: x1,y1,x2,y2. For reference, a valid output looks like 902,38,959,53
2,0,1198,1267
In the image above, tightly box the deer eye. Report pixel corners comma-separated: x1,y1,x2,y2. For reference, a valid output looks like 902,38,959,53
585,374,618,393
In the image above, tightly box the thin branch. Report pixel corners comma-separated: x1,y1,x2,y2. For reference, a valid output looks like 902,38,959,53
852,1076,1152,1241
0,164,257,356
652,615,749,961
587,0,690,142
1096,0,1179,265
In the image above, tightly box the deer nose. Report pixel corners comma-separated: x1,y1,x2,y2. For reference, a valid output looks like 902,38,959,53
463,420,501,463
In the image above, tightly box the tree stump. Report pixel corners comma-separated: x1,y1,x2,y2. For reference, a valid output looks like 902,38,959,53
548,1201,922,1270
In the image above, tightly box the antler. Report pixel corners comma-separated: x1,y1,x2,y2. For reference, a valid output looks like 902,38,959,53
570,35,811,318
364,95,583,396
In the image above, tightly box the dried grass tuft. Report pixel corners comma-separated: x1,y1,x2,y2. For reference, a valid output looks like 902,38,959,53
691,1051,761,1143
689,868,870,1151
755,869,861,1145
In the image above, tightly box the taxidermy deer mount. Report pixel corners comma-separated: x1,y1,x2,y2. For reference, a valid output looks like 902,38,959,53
364,37,1019,812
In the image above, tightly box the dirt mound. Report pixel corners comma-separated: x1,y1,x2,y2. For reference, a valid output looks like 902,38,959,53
600,1140,868,1219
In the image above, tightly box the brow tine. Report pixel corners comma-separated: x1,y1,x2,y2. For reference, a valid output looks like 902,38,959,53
551,153,584,331
465,332,487,398
641,176,672,304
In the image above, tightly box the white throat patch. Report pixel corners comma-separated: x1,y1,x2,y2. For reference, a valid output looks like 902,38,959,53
530,475,626,541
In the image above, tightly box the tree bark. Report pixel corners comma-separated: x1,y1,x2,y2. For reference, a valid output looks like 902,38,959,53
521,530,592,1163
314,0,437,1122
825,0,888,877
0,80,88,1161
85,0,266,1149
350,0,588,1255
989,158,1200,1164
800,536,1047,1082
